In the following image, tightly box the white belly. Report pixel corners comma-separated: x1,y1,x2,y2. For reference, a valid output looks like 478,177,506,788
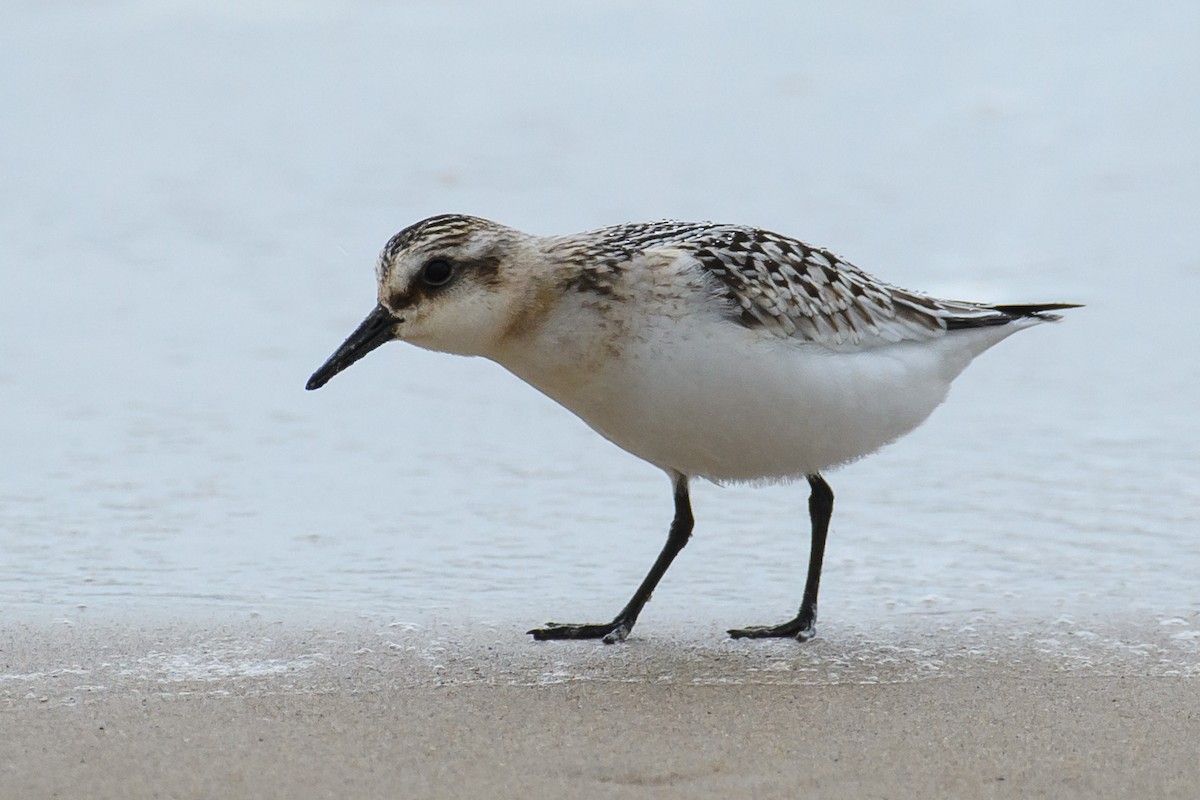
497,312,1031,483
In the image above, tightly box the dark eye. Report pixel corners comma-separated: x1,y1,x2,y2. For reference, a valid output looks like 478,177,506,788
421,258,454,287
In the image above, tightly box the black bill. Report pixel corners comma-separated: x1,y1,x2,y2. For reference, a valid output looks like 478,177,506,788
306,304,399,390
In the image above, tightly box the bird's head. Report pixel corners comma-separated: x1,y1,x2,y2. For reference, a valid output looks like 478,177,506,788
306,214,536,391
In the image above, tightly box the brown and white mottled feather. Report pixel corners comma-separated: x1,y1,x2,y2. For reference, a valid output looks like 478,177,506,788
548,221,1062,348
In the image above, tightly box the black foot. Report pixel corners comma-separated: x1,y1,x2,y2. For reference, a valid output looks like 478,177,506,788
728,616,816,642
528,620,631,644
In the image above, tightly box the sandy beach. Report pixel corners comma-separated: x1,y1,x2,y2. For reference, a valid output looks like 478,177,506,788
4,620,1198,799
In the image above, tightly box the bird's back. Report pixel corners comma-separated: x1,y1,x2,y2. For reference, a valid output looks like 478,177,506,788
548,221,1071,351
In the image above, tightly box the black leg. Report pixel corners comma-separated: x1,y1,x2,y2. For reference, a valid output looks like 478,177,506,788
729,473,833,642
529,473,693,644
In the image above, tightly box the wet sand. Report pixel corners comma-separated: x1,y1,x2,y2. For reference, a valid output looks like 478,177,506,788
4,620,1198,799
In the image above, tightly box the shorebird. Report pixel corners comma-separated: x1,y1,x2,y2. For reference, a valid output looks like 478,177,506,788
307,214,1076,643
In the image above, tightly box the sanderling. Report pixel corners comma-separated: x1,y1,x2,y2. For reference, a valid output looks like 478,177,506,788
307,214,1078,643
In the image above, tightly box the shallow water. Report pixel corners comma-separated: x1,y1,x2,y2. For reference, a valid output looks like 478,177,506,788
2,2,1199,664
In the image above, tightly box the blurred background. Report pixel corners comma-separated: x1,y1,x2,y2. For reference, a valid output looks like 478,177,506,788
2,2,1197,646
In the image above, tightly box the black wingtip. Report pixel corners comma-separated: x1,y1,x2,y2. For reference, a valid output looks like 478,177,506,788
946,302,1081,330
992,302,1084,316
